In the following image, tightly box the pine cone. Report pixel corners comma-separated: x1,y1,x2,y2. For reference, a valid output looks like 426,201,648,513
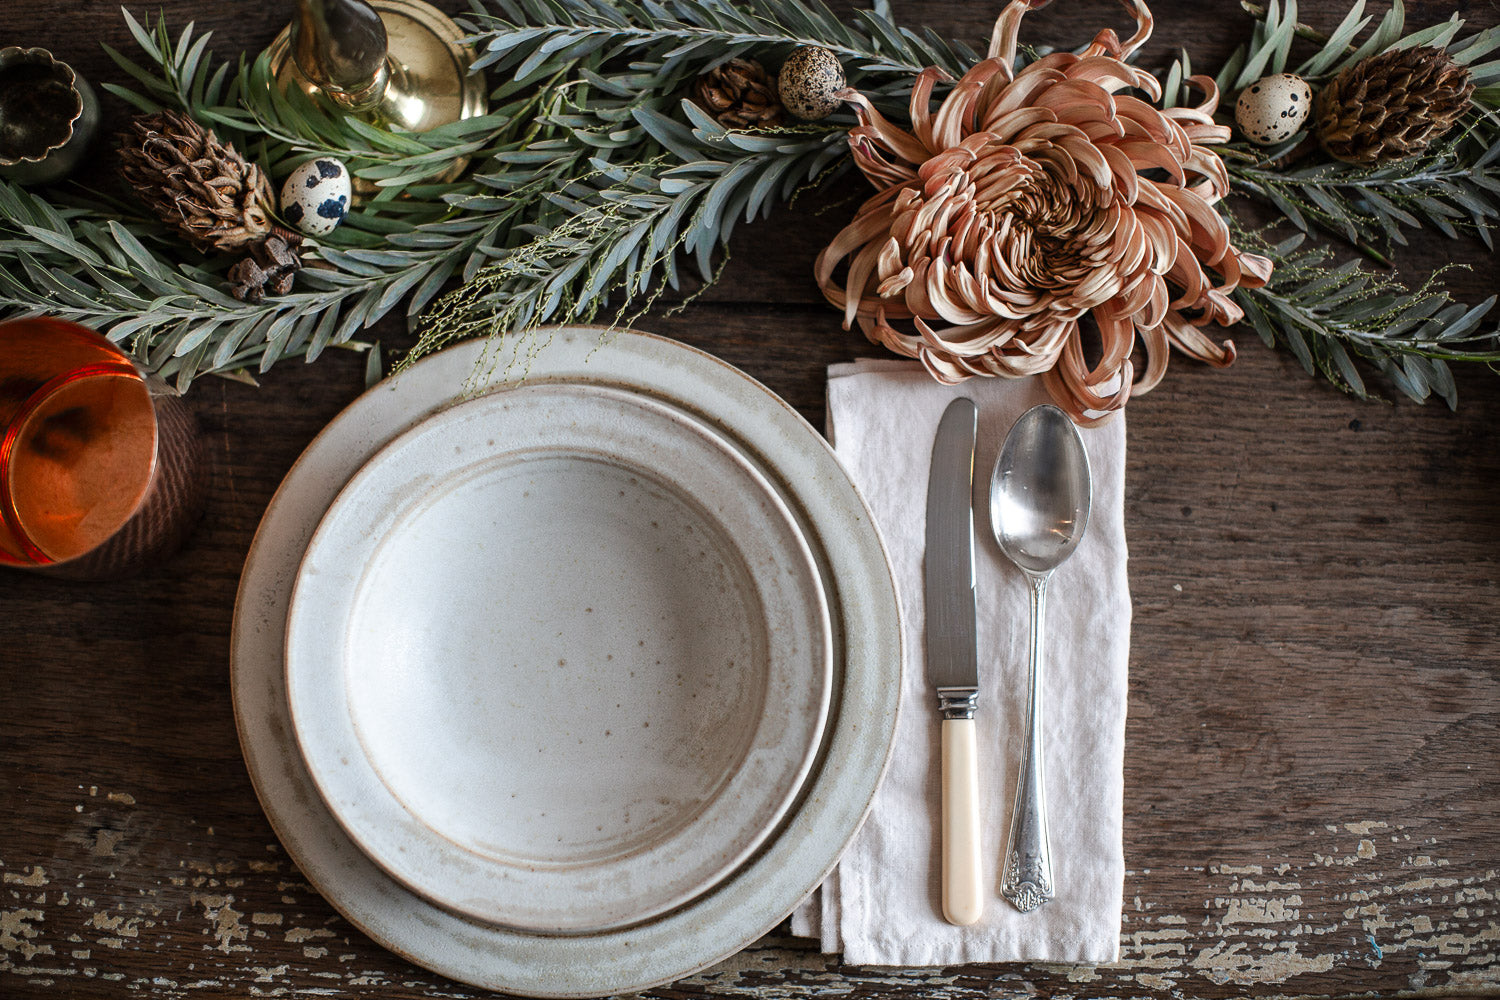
694,58,785,128
119,110,275,253
1315,46,1474,166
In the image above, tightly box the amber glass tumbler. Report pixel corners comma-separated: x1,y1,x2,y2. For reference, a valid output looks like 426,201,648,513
0,317,207,579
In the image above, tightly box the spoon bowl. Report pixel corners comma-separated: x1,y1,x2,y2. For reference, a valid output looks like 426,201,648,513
991,404,1091,576
988,403,1093,913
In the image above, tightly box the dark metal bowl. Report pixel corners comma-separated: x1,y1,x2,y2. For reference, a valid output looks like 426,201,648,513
0,46,99,185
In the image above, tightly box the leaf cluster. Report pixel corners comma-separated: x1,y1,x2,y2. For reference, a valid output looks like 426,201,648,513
0,10,546,388
1228,121,1500,256
1235,229,1500,407
1,0,961,388
1188,0,1500,404
467,0,979,87
1213,3,1500,161
407,0,983,365
1219,0,1500,104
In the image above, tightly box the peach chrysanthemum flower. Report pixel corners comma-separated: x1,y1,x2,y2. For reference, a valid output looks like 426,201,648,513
815,0,1273,424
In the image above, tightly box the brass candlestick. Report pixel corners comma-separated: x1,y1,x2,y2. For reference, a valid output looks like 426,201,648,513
267,0,486,140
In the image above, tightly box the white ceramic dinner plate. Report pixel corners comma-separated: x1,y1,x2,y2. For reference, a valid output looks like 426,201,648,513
231,328,902,998
285,383,832,932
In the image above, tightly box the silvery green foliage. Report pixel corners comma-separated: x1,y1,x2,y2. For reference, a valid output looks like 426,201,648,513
5,0,1498,406
1184,0,1500,406
1202,0,1500,253
2,11,528,388
1234,230,1499,408
0,1,964,388
409,0,985,360
1228,129,1500,255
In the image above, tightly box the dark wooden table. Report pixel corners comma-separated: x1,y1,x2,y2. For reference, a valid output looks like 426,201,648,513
4,1,1499,996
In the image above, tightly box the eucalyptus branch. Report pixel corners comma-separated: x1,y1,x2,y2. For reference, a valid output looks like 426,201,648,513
1233,229,1500,407
464,0,980,82
1228,121,1500,251
411,105,847,367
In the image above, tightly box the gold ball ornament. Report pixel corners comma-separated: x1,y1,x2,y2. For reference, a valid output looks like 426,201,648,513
1235,73,1313,146
777,46,846,121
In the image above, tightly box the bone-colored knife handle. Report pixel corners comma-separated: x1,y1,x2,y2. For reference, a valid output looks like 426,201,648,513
941,717,983,926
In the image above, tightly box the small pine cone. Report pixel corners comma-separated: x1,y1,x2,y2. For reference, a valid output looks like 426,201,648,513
694,58,786,128
120,110,275,253
1315,46,1474,166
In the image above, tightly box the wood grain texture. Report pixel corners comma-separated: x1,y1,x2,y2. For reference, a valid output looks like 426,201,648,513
3,1,1499,997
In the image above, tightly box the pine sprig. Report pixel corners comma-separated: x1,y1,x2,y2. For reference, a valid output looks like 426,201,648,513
1235,230,1500,406
1228,121,1500,253
465,0,979,85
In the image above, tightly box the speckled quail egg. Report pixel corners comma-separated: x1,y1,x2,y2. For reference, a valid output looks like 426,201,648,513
777,46,847,121
1235,73,1313,146
280,157,351,237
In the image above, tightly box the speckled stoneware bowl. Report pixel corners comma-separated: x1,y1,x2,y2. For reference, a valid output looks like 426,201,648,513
284,381,832,934
0,46,99,185
231,328,902,998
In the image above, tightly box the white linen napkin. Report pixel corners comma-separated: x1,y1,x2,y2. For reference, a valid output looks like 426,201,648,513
791,359,1129,966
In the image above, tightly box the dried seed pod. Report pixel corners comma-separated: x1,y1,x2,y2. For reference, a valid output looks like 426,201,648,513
228,229,304,303
119,110,274,253
1316,46,1474,165
694,58,785,128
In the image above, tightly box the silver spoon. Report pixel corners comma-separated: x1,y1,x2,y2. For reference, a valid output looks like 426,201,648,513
989,403,1092,913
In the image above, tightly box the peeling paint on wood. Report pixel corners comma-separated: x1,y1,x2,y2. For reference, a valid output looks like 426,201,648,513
3,819,1497,997
3,870,48,889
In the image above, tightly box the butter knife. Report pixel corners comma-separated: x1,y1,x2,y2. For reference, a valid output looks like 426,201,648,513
925,396,982,926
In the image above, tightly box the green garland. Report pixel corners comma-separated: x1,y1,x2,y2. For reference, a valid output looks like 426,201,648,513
1207,0,1500,404
0,1,961,388
1,0,1498,406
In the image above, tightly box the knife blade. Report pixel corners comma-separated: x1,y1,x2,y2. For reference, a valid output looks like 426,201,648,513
924,396,983,926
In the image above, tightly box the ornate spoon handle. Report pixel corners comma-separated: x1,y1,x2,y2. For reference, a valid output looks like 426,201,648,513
1000,572,1054,913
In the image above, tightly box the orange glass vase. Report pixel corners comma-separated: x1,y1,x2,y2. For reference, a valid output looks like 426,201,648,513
0,317,207,579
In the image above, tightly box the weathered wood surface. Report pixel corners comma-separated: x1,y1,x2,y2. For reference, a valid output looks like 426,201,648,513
3,0,1498,997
